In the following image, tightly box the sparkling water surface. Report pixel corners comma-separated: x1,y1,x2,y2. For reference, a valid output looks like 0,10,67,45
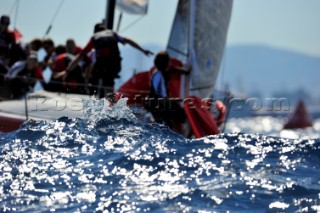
0,99,319,212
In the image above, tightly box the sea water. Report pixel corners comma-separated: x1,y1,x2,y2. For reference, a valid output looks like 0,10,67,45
0,98,319,212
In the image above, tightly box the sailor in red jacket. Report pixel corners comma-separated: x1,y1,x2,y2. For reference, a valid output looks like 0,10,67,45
48,50,89,94
66,39,82,56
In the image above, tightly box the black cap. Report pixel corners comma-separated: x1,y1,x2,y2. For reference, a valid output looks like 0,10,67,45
94,23,106,33
0,15,10,25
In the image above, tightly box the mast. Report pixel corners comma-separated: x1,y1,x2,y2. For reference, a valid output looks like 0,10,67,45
106,0,116,29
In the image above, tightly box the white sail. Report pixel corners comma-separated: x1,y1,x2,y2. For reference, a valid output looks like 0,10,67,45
116,0,148,15
167,0,233,98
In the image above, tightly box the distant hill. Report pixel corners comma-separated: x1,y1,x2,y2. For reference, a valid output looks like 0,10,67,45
220,45,320,102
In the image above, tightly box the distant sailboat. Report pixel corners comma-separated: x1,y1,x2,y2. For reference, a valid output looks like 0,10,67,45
283,99,313,129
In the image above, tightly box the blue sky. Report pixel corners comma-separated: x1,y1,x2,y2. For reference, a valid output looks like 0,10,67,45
0,0,319,57
0,0,177,51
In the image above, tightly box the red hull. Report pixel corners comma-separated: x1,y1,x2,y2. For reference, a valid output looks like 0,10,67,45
0,114,25,133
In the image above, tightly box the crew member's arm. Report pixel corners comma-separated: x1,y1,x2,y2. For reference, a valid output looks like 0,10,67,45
123,37,153,56
54,54,84,79
65,54,84,73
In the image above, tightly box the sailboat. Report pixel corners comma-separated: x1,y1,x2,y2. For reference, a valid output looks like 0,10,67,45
117,0,233,137
283,99,313,130
0,0,233,136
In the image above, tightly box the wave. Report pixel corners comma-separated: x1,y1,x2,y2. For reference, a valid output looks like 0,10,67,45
0,98,319,212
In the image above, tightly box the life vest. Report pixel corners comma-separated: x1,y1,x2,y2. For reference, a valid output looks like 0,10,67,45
52,53,74,72
92,30,122,78
92,30,120,59
149,69,167,99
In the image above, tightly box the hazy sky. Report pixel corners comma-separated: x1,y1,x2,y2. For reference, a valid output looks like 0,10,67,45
228,0,320,57
0,0,320,57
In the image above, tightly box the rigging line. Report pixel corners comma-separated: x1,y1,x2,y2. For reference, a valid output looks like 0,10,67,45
218,48,228,88
116,12,123,33
217,49,232,133
9,0,17,16
13,0,19,29
24,94,29,120
220,93,232,133
119,15,145,33
0,73,150,93
43,0,64,38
